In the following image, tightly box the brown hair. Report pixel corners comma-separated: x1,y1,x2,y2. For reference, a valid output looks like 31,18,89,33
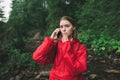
60,16,76,27
60,16,77,38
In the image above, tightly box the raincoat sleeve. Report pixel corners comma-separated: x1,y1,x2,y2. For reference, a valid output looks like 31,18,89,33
64,43,87,74
32,37,56,65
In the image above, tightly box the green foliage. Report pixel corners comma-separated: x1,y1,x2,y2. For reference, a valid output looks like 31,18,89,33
0,48,38,79
0,0,120,78
91,34,119,55
7,48,36,69
75,0,120,56
78,31,120,56
0,22,5,34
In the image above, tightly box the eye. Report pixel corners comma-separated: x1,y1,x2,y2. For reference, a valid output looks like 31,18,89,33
65,24,70,27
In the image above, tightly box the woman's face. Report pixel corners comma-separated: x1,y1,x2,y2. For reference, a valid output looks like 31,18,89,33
59,19,75,38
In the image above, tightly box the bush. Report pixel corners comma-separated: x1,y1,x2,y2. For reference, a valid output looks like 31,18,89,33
78,32,120,56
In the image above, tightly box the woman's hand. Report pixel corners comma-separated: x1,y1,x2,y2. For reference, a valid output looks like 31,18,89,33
50,28,60,40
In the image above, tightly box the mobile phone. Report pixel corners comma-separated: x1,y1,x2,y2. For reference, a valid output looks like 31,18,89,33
57,31,61,38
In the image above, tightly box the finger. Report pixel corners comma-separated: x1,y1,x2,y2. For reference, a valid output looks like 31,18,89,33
56,28,60,32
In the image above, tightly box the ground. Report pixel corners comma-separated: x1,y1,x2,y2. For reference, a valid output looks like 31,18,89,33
8,53,120,80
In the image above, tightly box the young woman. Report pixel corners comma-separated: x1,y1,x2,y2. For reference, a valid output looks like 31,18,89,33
33,16,87,80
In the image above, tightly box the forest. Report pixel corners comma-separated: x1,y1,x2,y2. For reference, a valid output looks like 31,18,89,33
0,0,120,80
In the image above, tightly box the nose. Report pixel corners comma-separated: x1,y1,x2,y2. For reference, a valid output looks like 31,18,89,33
62,27,66,32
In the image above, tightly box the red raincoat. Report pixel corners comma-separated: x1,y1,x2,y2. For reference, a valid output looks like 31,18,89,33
33,37,87,80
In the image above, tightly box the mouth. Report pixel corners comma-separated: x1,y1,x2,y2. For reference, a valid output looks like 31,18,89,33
62,32,67,34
